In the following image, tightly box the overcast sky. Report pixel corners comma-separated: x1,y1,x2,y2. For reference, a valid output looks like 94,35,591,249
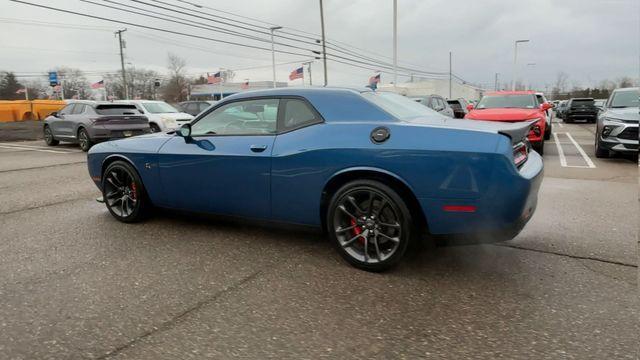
1,0,639,90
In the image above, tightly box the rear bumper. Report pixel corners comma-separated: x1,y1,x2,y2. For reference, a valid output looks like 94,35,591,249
90,124,151,140
419,151,543,243
566,112,597,121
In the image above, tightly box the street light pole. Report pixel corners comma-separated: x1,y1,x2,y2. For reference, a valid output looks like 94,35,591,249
494,72,499,91
511,39,529,91
269,26,282,89
319,0,328,86
393,0,398,88
449,51,452,98
303,61,313,86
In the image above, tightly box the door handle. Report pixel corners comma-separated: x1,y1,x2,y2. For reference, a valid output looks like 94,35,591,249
250,144,268,153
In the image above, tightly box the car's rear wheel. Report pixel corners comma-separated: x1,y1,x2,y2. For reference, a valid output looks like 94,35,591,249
149,123,161,133
327,180,412,272
78,128,93,152
43,125,59,146
103,161,150,222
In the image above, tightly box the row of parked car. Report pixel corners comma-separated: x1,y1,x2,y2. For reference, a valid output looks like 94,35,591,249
41,99,221,151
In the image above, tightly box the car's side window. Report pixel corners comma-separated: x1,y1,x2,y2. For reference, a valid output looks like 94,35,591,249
191,98,279,136
59,104,75,115
71,104,85,114
280,99,321,132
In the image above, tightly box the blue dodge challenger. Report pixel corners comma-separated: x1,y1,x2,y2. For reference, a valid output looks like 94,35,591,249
88,88,543,271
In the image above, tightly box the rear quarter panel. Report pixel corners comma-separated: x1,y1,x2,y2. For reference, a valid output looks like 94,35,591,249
270,121,511,231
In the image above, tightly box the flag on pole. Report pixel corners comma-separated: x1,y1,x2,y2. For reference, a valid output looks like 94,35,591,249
289,67,304,81
15,88,26,94
241,80,249,90
91,80,105,89
207,72,222,84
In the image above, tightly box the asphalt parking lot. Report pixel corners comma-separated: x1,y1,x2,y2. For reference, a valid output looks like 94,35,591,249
0,119,637,359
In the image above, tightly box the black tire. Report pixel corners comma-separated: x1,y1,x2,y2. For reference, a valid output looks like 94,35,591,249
532,141,544,155
327,179,412,272
149,123,161,133
544,122,551,140
594,136,609,158
78,128,93,152
102,160,150,223
43,125,59,146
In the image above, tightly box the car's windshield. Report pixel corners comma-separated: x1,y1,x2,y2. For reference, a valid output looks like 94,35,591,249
610,90,640,108
476,94,536,109
362,92,438,119
142,102,179,114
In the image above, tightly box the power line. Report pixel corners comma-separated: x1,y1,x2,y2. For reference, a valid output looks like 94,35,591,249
8,1,314,59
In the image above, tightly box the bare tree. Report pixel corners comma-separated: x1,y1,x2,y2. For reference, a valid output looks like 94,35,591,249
104,67,161,100
616,76,634,88
55,67,91,99
162,53,189,102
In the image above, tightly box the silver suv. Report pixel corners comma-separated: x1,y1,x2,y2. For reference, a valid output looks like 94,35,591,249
595,87,639,158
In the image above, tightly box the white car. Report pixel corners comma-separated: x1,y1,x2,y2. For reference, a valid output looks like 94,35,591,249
535,92,553,140
127,100,194,132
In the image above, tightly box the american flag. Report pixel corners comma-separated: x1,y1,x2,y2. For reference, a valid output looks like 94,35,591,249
15,88,26,94
289,67,303,81
241,80,249,90
369,73,381,86
91,80,104,89
207,72,222,84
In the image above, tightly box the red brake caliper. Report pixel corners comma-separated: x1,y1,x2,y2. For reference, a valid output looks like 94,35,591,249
130,182,137,200
350,218,365,244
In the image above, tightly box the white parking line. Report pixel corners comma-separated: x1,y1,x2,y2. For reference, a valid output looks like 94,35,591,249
0,144,80,154
565,132,596,168
552,132,568,167
552,132,596,169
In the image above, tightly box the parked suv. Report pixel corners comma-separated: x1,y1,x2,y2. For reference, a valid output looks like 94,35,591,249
564,98,598,123
128,100,194,132
465,91,550,154
411,95,455,117
446,98,469,118
594,87,639,158
43,101,150,151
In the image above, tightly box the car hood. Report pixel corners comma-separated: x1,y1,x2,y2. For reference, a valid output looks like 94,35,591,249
150,112,194,120
401,116,534,144
89,132,174,154
603,107,639,122
465,108,541,121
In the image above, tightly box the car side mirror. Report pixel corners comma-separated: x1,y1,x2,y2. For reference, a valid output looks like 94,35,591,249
178,123,192,138
49,111,58,118
541,103,552,111
466,104,474,111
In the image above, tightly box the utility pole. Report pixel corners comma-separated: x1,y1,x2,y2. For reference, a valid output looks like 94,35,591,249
448,51,452,98
511,39,529,91
319,0,328,86
269,26,282,88
303,61,313,86
494,73,499,91
393,0,398,88
115,29,128,99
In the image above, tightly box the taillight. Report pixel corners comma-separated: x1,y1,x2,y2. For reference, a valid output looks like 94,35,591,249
513,142,528,168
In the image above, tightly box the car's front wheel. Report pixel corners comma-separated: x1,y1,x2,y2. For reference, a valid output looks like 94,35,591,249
102,161,150,222
544,122,551,140
149,123,161,133
594,135,609,158
327,180,412,272
43,125,59,146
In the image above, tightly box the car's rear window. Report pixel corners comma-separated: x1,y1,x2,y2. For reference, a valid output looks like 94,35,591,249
571,99,594,107
95,104,141,115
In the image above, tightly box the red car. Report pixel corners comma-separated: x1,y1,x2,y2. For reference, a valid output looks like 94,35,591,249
465,91,552,154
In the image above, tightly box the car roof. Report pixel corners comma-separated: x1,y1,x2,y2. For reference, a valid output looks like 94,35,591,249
484,91,535,95
569,98,594,101
222,87,368,101
66,100,138,106
613,87,639,92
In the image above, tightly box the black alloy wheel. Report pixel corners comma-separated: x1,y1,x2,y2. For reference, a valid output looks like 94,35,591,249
43,125,59,146
327,180,411,272
594,131,609,158
150,123,161,133
78,128,93,152
102,161,149,222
